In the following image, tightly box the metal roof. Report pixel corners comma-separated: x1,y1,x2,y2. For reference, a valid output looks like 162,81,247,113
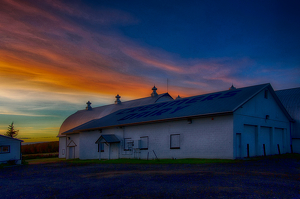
0,134,23,142
58,93,173,136
276,87,300,137
63,83,292,134
95,134,120,143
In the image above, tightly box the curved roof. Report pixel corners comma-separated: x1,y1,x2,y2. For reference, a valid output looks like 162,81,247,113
58,93,173,136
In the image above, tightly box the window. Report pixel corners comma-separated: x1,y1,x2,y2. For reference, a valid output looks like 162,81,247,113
140,136,149,150
124,138,133,151
264,90,268,99
98,143,104,152
0,145,10,154
170,134,180,149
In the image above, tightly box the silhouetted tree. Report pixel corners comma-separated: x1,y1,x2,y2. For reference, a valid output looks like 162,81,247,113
5,122,19,138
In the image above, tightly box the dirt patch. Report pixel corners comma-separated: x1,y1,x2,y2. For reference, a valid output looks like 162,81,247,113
1,157,299,198
81,170,212,178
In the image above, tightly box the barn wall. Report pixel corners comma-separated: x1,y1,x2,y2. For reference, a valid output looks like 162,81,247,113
234,89,291,158
77,115,234,160
58,136,66,158
120,115,234,159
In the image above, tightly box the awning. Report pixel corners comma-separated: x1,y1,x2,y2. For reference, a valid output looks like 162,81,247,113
95,134,120,144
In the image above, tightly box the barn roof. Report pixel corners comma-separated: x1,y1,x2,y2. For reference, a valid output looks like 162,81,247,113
58,92,173,136
276,87,300,137
63,83,292,134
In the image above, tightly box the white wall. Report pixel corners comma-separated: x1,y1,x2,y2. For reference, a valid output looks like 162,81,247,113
77,115,234,160
0,136,22,164
58,136,66,158
234,89,291,158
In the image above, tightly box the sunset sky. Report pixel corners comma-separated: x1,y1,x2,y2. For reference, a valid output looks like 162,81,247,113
1,0,299,143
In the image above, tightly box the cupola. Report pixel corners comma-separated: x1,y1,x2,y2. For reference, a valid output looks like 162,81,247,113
151,86,158,97
115,94,121,104
176,95,181,100
86,101,92,110
229,84,236,90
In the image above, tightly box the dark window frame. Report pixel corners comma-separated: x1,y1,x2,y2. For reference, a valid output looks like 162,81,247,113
170,134,180,149
264,90,268,99
124,138,133,151
0,145,10,154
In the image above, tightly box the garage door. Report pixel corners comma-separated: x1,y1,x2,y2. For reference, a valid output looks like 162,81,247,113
259,127,272,156
243,125,257,157
274,128,284,154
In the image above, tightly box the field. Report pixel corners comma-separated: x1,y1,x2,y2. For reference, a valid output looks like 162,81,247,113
1,154,299,198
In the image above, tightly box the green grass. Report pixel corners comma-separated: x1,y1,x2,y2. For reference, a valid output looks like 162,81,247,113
26,157,63,164
66,158,240,164
4,153,298,166
22,153,59,160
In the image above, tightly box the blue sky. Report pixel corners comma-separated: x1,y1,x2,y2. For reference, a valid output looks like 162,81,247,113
0,0,299,142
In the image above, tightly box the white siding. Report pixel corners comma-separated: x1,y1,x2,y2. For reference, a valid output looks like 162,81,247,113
234,89,291,158
58,137,66,158
77,115,234,160
0,136,22,164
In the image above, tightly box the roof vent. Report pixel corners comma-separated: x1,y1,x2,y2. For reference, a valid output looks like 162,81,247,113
115,94,121,104
176,95,181,100
86,101,92,110
151,86,158,97
229,84,236,90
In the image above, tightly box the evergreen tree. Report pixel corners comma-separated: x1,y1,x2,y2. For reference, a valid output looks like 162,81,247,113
5,122,19,138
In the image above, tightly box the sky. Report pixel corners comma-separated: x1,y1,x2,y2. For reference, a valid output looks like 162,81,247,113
0,0,300,143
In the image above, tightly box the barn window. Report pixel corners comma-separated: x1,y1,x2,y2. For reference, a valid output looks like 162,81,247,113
124,138,133,151
264,90,268,99
0,145,10,153
170,134,180,149
140,136,148,150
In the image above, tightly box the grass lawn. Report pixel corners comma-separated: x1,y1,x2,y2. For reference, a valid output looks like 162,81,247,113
26,157,64,165
20,153,300,165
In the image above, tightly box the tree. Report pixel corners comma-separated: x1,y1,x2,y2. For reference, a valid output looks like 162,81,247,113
5,122,19,138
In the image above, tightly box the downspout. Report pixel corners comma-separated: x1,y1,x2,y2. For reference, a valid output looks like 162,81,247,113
289,121,292,152
108,143,111,160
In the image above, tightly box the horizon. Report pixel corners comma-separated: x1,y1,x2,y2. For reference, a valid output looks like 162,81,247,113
1,0,299,143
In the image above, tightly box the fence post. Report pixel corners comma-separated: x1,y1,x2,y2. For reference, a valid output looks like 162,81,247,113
263,144,266,156
247,144,249,158
277,144,281,155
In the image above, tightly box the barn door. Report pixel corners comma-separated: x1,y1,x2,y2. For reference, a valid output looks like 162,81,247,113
69,147,75,159
243,125,257,157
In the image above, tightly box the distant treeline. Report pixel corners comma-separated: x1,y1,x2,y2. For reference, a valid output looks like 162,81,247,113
21,141,59,154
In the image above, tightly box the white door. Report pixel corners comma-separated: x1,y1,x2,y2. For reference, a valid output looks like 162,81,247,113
243,125,257,157
69,147,75,159
259,127,272,156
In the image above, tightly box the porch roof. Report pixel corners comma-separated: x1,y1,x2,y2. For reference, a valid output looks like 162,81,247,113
95,134,120,144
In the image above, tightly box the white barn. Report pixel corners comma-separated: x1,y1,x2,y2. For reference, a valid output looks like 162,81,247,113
0,135,23,164
276,87,300,153
59,84,293,160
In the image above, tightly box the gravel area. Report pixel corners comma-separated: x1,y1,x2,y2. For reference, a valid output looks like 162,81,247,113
1,158,299,198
